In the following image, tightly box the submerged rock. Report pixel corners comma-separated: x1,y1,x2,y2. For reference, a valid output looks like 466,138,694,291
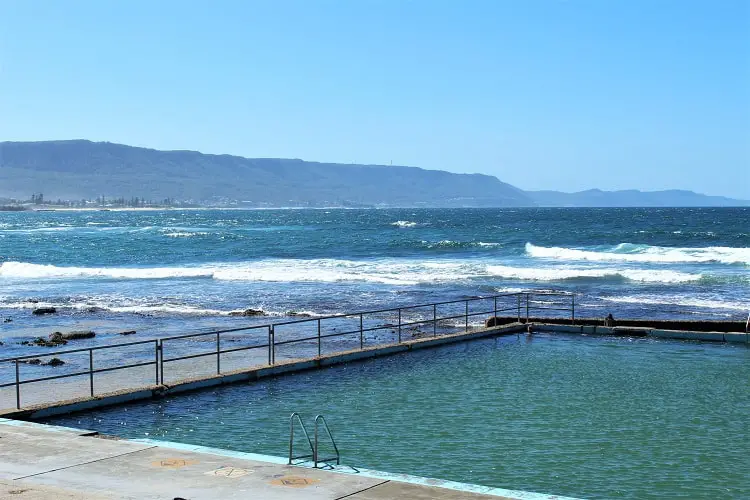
17,357,65,366
3,317,12,323
229,308,265,317
119,330,137,336
287,311,312,318
32,307,57,315
23,335,68,347
59,330,96,340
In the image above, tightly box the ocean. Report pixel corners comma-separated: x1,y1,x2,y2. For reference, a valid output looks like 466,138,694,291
0,207,748,352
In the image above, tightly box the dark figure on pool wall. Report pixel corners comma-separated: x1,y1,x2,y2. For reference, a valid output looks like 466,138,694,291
604,313,615,327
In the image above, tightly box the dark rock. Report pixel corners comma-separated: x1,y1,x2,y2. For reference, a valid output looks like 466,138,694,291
27,299,39,304
3,317,12,323
30,334,67,347
119,330,137,336
484,316,507,328
21,358,42,365
45,357,65,366
229,308,265,317
287,311,312,318
59,330,95,340
32,307,57,315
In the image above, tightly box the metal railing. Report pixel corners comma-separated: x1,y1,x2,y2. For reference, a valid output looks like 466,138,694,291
0,292,573,409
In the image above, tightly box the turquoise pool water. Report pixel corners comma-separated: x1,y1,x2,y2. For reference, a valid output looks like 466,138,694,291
45,333,750,499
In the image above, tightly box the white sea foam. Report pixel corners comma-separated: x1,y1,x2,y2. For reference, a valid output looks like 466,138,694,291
391,220,418,228
0,261,213,279
0,259,705,285
601,295,750,312
163,231,208,238
485,265,700,283
526,242,750,265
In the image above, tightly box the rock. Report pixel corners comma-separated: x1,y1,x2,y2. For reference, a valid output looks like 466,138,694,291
118,330,137,336
59,330,95,340
3,317,12,323
32,307,57,315
485,316,506,328
287,311,312,318
229,308,265,317
45,357,65,366
21,358,42,365
27,335,68,347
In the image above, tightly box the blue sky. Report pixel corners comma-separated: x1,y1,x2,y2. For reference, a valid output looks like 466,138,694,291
1,0,748,198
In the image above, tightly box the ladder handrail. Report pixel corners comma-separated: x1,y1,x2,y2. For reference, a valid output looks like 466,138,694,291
288,412,314,465
314,414,340,468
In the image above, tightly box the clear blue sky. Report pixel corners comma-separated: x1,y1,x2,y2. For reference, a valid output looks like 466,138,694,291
1,0,748,198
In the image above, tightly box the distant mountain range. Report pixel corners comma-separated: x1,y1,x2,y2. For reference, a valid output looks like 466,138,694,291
0,140,747,207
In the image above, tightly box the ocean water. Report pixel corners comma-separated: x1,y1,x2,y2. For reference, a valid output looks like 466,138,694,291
0,208,748,351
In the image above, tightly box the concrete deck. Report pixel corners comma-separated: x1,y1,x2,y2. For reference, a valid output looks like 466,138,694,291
0,419,574,500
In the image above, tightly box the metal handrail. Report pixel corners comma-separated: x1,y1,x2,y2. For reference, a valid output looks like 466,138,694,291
288,412,314,465
314,414,340,468
2,291,576,409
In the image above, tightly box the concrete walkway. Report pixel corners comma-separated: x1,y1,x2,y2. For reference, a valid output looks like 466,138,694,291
0,419,573,500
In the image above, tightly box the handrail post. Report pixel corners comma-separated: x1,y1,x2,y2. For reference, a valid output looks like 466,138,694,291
526,293,530,323
313,416,319,467
216,332,221,374
154,340,159,385
159,339,164,385
571,294,575,324
268,326,272,365
359,314,364,349
15,359,20,409
433,304,437,336
517,294,521,322
271,325,275,364
465,300,469,332
317,319,322,357
89,349,94,397
494,296,497,318
397,308,402,343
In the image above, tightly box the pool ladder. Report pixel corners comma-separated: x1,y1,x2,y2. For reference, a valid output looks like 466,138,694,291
288,412,340,468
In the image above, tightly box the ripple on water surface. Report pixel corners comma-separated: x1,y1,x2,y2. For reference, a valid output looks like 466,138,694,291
45,333,750,499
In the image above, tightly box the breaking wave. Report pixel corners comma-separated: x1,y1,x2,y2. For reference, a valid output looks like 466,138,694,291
601,295,750,312
485,265,700,283
0,260,704,285
0,262,213,280
391,220,418,228
526,242,750,265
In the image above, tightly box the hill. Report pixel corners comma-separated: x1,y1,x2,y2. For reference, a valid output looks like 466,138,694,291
526,189,749,207
1,140,746,207
0,140,531,207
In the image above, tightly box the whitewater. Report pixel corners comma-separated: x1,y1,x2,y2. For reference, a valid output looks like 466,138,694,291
1,207,748,332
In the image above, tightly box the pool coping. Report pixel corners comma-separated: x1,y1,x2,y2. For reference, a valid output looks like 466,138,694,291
0,417,581,500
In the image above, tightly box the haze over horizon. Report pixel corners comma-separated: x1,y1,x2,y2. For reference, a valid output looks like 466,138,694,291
1,0,748,198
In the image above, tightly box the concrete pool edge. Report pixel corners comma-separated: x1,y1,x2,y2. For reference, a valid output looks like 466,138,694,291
0,418,581,500
3,321,747,419
1,323,528,418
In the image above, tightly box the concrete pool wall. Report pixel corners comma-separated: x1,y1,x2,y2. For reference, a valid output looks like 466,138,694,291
2,319,747,420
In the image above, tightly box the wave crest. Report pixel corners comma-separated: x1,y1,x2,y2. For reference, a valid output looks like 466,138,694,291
485,265,700,283
0,259,704,285
526,242,750,265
